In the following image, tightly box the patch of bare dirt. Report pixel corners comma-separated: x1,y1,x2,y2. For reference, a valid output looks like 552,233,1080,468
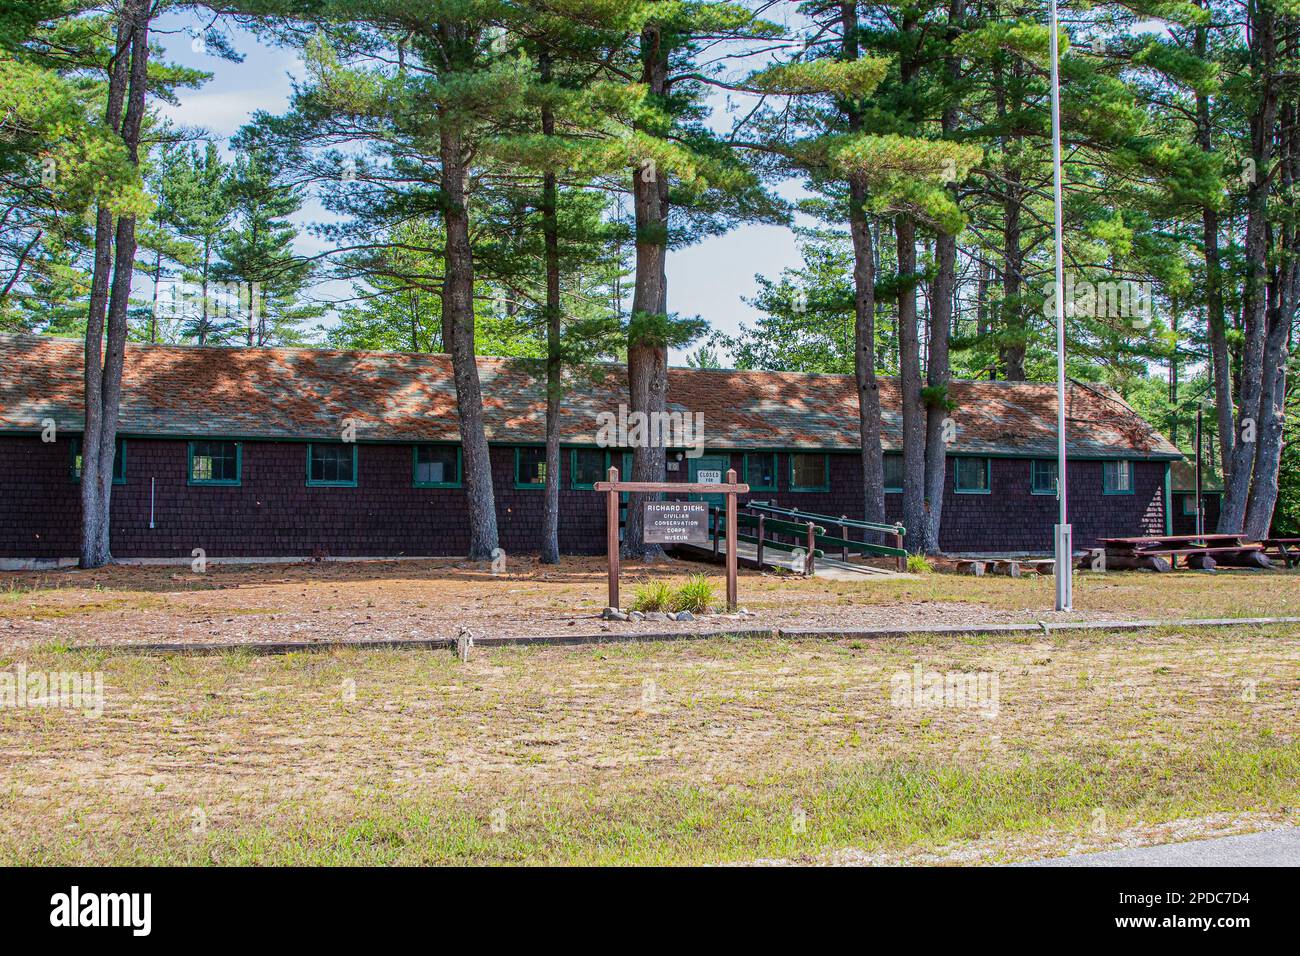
6,555,1282,650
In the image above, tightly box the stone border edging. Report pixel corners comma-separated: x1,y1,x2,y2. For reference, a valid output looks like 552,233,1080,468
57,616,1300,656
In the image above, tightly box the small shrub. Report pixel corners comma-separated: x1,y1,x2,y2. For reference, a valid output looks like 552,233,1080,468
906,554,933,574
630,580,673,612
671,574,717,613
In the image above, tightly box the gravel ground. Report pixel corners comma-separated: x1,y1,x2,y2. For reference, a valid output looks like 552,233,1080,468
1,555,1294,651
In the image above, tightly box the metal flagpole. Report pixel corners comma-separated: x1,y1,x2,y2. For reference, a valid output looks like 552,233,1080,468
1049,0,1072,611
1195,402,1205,538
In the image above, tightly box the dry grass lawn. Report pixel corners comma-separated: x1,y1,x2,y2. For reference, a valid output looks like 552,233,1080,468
1,619,1296,864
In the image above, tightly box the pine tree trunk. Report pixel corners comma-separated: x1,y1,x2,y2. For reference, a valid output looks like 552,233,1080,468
80,0,147,569
841,4,884,533
149,242,162,343
1205,205,1234,471
199,234,210,345
1245,305,1291,537
897,216,926,552
81,204,115,568
922,0,963,555
995,58,1026,381
924,231,954,554
440,124,499,560
849,177,884,528
0,230,39,304
1196,15,1235,480
1220,10,1277,532
1000,170,1025,381
1245,97,1296,541
624,23,669,561
539,49,562,566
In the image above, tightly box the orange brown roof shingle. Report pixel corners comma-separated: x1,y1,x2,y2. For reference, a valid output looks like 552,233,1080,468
0,333,1181,459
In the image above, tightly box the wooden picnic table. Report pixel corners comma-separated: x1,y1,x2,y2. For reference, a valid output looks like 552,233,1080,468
1103,534,1250,545
1094,534,1270,572
1261,538,1300,569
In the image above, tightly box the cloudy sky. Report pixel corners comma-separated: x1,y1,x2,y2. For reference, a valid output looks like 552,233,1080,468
150,11,810,363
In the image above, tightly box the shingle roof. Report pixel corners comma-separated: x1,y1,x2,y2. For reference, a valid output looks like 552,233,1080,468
0,333,1181,459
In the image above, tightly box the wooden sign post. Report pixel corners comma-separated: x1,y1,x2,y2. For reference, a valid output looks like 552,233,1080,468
595,466,749,611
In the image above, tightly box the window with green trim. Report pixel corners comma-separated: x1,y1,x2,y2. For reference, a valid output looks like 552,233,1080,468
515,446,546,488
189,440,241,485
744,452,777,491
307,443,357,486
883,453,904,492
413,444,460,488
954,457,991,493
1181,493,1198,516
790,453,828,491
570,448,606,489
1102,460,1133,494
71,437,126,484
1030,459,1057,495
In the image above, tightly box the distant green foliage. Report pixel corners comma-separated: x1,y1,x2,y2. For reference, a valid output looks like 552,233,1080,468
0,4,209,331
684,345,722,368
749,57,889,98
217,149,322,346
1275,391,1300,536
716,227,860,374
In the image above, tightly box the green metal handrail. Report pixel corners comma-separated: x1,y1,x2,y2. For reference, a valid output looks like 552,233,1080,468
746,501,904,538
744,502,908,565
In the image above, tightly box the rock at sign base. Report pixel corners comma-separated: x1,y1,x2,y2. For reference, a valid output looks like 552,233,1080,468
674,610,695,622
601,606,628,621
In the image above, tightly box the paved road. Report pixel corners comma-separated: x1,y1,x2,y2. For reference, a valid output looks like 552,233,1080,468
1028,828,1300,867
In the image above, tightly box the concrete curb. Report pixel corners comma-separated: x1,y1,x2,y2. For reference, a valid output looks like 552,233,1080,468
55,616,1300,657
65,629,784,656
780,616,1300,640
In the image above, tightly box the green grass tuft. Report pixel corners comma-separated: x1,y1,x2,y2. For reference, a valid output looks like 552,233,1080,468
671,574,717,613
907,554,934,574
629,580,673,612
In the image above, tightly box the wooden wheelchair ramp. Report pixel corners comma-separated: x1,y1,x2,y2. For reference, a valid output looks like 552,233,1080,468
670,538,901,577
670,498,910,579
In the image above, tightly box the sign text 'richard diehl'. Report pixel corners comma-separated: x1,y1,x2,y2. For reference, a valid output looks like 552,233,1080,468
50,887,151,936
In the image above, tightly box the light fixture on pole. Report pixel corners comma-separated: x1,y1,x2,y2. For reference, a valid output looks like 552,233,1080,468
1049,0,1072,611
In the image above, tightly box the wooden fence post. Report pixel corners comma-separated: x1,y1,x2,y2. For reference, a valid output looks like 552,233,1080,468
756,513,766,569
839,515,849,562
894,523,906,572
606,466,619,609
805,521,816,575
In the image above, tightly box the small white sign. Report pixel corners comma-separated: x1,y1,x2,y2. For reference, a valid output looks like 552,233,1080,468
697,470,722,484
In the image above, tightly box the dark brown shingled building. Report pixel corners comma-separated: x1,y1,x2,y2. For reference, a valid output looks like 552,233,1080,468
0,334,1182,564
